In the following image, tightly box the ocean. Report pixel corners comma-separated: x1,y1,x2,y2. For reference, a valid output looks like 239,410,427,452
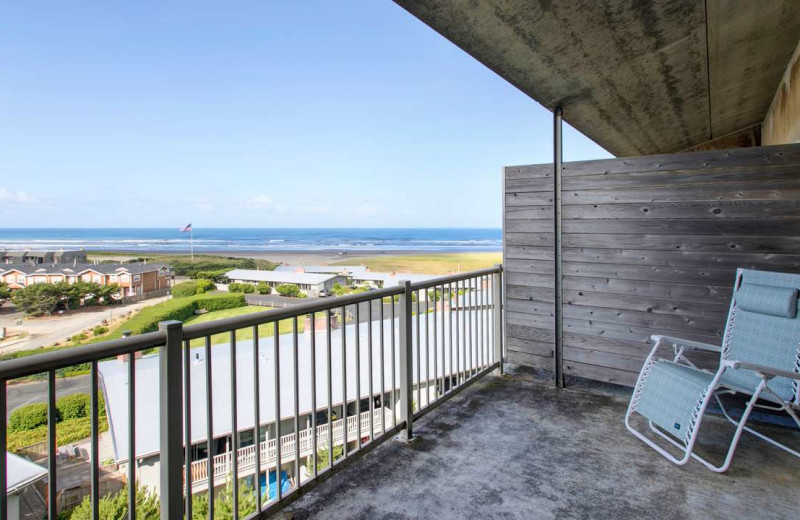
0,228,502,253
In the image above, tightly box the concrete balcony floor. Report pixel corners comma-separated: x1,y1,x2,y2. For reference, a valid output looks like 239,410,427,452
277,366,800,520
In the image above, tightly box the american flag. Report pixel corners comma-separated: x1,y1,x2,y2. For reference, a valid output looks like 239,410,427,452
180,223,192,232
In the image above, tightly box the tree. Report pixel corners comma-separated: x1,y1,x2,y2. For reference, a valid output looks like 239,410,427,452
68,482,159,520
256,282,271,295
0,281,10,302
306,445,344,472
11,283,63,316
191,479,257,520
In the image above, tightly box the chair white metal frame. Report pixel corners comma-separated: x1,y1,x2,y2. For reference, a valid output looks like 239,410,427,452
625,268,800,472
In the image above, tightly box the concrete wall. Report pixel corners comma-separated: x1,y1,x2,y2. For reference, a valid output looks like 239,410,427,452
764,40,800,145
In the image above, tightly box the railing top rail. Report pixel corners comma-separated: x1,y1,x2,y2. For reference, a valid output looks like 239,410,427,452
0,331,164,380
405,265,501,291
0,265,502,380
182,285,404,339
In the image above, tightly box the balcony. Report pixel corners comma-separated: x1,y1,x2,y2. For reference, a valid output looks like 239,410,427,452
0,267,503,519
278,367,799,519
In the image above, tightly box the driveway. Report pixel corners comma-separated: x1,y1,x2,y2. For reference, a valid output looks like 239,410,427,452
6,374,91,418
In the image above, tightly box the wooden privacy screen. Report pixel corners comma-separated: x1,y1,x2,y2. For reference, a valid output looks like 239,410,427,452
503,144,800,387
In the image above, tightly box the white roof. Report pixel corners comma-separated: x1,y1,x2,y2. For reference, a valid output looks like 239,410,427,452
99,310,491,461
6,452,47,494
225,269,340,285
274,265,369,274
351,272,438,285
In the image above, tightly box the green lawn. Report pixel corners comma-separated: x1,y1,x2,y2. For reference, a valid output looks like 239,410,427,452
183,306,303,347
331,252,501,275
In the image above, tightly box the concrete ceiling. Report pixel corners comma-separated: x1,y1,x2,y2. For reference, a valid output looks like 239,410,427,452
394,0,800,156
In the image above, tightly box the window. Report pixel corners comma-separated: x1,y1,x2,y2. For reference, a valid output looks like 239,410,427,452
133,274,141,282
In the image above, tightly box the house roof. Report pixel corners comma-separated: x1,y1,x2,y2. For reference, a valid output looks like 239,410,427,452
394,0,800,155
350,272,437,285
0,262,168,277
6,452,47,494
274,265,370,275
98,310,486,462
225,269,340,285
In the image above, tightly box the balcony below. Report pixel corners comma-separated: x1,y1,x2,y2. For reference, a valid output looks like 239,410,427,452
277,366,800,520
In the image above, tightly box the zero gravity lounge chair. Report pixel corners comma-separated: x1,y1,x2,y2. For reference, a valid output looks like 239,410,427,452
625,268,800,472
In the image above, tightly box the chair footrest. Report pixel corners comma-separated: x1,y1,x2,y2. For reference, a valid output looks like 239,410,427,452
634,361,715,442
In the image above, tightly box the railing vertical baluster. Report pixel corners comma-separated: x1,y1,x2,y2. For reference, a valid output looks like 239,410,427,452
183,339,192,520
399,280,414,440
90,360,99,520
292,316,300,489
493,265,504,374
425,289,430,408
367,299,374,442
340,305,347,460
415,290,421,412
482,276,487,368
310,314,318,478
391,298,396,428
448,282,453,393
158,320,183,520
204,335,214,519
355,303,361,452
253,325,262,512
47,370,57,520
326,310,333,472
379,299,385,435
456,281,461,386
273,321,282,501
432,286,437,402
127,354,136,520
230,330,239,519
464,278,475,379
0,379,6,520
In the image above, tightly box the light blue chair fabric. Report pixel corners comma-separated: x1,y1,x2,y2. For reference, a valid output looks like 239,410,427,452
627,268,800,472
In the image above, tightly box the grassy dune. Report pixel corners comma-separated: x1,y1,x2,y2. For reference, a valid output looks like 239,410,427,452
330,252,501,274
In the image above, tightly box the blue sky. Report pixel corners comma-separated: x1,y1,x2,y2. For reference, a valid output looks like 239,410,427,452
0,1,610,228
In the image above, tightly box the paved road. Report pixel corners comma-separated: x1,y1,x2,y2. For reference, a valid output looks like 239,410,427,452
0,296,169,355
6,374,90,418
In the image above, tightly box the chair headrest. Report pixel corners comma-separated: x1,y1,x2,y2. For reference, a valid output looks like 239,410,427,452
736,283,798,319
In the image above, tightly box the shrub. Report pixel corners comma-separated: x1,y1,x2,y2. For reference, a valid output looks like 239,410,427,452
228,283,255,294
55,393,102,420
119,293,246,335
276,284,300,297
70,333,88,343
171,281,200,298
256,282,271,295
9,403,50,432
92,325,108,336
196,278,215,293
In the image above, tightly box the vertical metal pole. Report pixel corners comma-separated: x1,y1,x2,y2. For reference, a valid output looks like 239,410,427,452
326,310,333,470
182,340,192,520
90,361,99,520
354,304,362,451
158,320,184,520
0,379,6,520
252,326,262,512
229,331,239,519
47,371,57,520
554,106,565,388
292,317,300,488
398,281,415,441
340,306,347,460
204,336,214,519
493,266,504,375
367,300,374,442
127,354,136,520
390,299,396,429
310,315,318,478
379,300,385,434
273,321,282,500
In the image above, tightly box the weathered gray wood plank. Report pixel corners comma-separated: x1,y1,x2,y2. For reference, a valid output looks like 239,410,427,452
562,219,800,236
563,234,800,254
562,248,800,271
563,201,800,220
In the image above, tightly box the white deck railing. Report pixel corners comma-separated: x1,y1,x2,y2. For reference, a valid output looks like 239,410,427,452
187,408,392,492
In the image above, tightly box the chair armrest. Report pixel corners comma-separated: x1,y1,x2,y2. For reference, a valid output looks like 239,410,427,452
725,360,800,381
650,335,722,353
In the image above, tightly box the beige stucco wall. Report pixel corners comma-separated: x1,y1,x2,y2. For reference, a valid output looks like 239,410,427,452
763,39,800,145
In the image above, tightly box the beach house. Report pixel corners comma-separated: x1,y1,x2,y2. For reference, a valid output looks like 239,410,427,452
0,263,172,296
224,269,346,296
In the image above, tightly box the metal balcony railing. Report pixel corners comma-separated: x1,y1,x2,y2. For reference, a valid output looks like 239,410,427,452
0,265,504,520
